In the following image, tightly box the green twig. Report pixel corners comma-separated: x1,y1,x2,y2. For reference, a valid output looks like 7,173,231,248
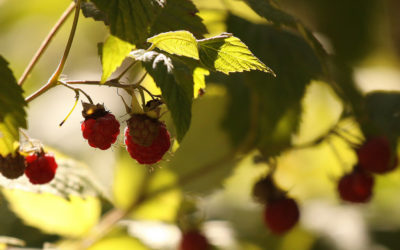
25,0,82,103
18,2,76,87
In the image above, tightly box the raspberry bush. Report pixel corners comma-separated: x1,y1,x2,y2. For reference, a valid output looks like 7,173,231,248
0,0,399,249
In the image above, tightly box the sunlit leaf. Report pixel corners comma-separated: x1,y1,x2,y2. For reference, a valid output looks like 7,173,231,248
100,35,135,83
148,31,199,59
3,189,100,237
193,67,209,98
198,33,273,75
0,56,26,155
89,235,148,250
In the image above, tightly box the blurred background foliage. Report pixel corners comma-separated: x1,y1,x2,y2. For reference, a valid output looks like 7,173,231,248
0,0,400,249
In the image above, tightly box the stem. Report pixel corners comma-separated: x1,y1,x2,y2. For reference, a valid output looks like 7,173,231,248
65,80,130,89
18,2,76,87
59,81,93,104
25,0,82,103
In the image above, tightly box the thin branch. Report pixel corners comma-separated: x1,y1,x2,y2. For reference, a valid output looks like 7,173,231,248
18,2,76,86
25,0,82,103
65,80,130,89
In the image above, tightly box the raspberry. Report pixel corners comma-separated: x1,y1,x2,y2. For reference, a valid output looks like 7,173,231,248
124,122,170,164
25,152,58,185
179,230,210,250
337,167,374,203
263,197,300,235
0,152,26,179
252,175,286,204
127,114,161,147
357,136,398,174
81,103,120,150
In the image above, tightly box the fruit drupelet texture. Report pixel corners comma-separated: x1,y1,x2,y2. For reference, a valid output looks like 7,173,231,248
25,153,58,185
81,113,120,150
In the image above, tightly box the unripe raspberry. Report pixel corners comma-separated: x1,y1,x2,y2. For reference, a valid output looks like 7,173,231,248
81,103,120,150
0,152,26,179
25,152,58,185
337,166,374,203
357,136,398,174
179,230,210,250
124,121,170,164
263,197,300,235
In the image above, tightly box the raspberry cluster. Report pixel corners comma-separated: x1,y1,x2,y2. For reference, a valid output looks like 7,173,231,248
337,135,398,203
0,150,58,185
252,175,300,235
81,103,120,150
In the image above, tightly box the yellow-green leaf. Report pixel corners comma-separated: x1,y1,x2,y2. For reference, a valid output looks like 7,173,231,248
101,35,135,83
198,33,274,75
89,236,148,250
148,31,199,59
3,189,100,237
193,67,209,98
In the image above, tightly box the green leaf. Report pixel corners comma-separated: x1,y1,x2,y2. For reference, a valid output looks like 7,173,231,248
78,0,109,24
89,235,148,250
221,15,322,157
362,91,400,139
242,0,297,27
193,67,209,98
198,33,274,75
147,31,199,60
149,0,208,40
132,50,193,141
88,0,207,45
0,56,27,155
100,35,135,83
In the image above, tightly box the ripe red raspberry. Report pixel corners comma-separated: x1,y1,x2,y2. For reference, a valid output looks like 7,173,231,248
179,230,210,250
0,152,26,179
124,122,170,164
25,152,58,185
81,103,120,150
127,114,162,146
263,197,300,235
337,167,374,203
357,136,398,174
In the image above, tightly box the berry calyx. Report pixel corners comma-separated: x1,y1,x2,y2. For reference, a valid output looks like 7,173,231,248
357,136,398,174
81,103,120,150
25,152,58,185
263,197,300,235
179,230,210,250
0,152,26,179
337,166,374,203
124,120,171,164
